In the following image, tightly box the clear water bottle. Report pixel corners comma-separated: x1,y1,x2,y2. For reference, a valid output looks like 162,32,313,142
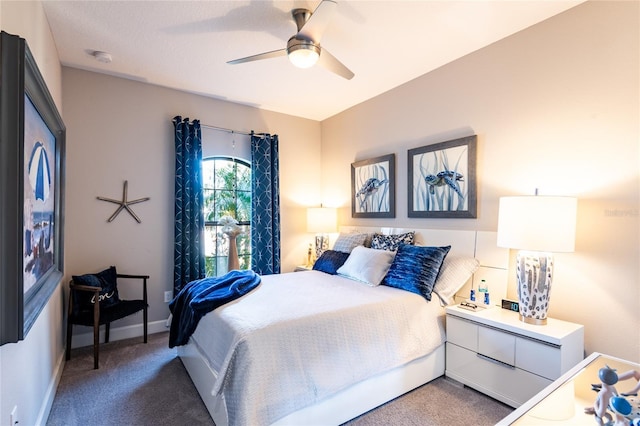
479,279,489,305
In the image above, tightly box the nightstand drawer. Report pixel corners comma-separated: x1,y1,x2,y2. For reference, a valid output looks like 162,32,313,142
516,337,561,379
446,343,552,407
478,326,515,366
446,315,477,351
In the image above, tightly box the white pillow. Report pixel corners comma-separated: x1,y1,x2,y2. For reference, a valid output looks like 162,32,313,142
337,246,396,286
432,255,480,305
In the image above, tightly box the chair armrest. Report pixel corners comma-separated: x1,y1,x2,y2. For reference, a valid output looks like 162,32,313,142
116,274,148,304
68,281,101,321
69,283,102,293
117,274,150,280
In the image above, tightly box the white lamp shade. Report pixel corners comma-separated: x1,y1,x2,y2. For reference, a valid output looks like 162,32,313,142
497,196,577,252
288,47,319,68
307,207,337,233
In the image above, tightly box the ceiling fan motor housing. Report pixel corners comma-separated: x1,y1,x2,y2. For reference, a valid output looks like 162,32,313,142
292,8,312,32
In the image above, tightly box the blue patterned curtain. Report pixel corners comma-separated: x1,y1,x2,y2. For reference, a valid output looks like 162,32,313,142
173,116,205,295
251,133,281,275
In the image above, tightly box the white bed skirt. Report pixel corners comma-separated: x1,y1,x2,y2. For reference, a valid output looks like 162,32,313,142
177,342,445,426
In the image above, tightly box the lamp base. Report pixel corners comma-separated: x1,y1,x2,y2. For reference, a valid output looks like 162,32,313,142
516,250,554,326
315,234,329,259
519,314,547,325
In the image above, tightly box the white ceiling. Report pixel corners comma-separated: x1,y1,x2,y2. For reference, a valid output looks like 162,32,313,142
42,0,584,121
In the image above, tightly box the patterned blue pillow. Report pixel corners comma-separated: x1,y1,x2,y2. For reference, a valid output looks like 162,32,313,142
313,250,351,275
382,244,451,301
371,231,415,251
332,233,368,253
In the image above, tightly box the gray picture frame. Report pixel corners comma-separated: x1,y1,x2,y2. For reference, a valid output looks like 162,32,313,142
351,153,395,218
408,135,477,218
0,31,66,345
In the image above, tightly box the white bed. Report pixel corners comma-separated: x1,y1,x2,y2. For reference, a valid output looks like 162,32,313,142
177,228,508,426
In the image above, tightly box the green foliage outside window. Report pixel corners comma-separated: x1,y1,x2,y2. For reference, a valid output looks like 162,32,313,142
202,157,251,276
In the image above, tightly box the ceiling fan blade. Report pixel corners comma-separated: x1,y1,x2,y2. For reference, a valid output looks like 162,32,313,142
227,49,287,65
318,48,354,80
298,0,337,43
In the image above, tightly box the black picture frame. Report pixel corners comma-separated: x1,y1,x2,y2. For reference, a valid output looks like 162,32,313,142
408,135,477,218
0,31,65,345
351,153,395,218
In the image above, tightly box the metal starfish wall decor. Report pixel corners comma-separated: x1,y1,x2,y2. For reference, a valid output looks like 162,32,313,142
97,180,150,223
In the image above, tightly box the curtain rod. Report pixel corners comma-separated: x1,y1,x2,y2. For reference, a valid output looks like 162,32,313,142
200,123,266,137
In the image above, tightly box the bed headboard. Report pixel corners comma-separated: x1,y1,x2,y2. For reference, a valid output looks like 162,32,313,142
338,226,509,305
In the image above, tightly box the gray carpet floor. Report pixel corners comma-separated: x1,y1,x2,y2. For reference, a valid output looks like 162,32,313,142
47,332,513,425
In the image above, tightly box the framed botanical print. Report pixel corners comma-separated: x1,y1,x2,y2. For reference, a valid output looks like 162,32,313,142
408,135,477,218
351,153,395,218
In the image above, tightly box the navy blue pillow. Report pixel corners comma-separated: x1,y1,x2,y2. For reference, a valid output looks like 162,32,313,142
313,250,351,275
382,244,451,301
72,266,120,313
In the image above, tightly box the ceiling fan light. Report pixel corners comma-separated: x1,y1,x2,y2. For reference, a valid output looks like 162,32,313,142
287,40,320,69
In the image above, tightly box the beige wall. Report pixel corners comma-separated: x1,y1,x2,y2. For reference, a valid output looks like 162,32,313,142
0,2,65,425
1,3,637,423
62,68,322,333
322,1,639,361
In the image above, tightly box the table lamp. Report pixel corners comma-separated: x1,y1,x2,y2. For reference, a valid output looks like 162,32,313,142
497,194,577,325
307,207,337,259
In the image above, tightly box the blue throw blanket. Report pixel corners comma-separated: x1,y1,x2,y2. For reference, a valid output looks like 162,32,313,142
168,270,261,348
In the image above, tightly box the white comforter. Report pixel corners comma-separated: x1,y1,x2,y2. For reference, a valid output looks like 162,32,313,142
190,270,446,426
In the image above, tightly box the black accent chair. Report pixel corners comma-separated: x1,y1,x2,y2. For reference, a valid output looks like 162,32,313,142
66,267,148,369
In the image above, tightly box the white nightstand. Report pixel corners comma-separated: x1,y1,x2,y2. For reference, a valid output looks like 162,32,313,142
445,304,584,408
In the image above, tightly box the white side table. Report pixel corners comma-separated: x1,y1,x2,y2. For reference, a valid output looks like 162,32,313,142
445,304,584,407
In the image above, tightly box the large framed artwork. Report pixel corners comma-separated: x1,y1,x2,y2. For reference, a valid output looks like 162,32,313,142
351,154,395,218
408,135,477,218
0,32,66,345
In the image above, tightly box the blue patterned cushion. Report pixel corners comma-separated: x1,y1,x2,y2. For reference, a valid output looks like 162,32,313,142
382,244,451,301
371,231,415,251
332,233,368,253
312,250,350,275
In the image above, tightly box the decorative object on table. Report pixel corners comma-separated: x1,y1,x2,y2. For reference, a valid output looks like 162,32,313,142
408,135,477,218
585,365,640,425
351,153,395,218
307,206,337,258
478,279,489,304
497,191,577,325
0,31,66,344
306,243,314,268
97,180,150,223
219,215,243,271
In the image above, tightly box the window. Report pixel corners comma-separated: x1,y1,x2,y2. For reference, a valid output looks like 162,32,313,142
202,157,251,276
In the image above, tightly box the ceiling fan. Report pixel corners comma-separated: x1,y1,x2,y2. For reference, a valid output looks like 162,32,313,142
227,0,354,80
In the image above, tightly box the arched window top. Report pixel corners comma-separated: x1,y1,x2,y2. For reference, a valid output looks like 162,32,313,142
202,156,251,224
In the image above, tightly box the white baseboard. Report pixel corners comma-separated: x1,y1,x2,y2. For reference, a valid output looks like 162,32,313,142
36,348,66,426
70,319,168,349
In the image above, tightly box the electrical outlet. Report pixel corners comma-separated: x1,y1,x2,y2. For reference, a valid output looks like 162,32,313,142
164,291,172,303
10,406,17,426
